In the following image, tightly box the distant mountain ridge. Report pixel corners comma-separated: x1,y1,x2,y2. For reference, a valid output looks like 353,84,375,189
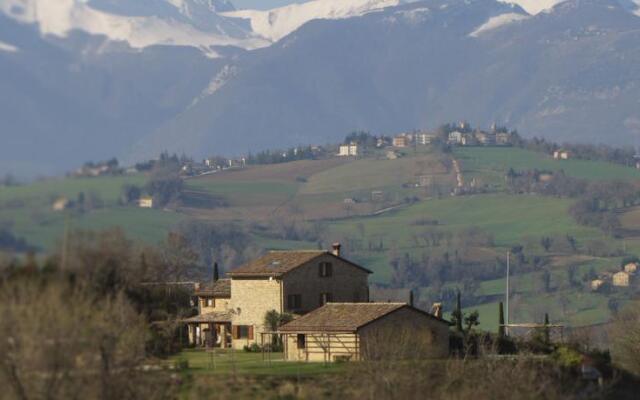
1,0,640,176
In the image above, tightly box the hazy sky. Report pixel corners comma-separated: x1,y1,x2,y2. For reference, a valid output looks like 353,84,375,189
233,0,308,10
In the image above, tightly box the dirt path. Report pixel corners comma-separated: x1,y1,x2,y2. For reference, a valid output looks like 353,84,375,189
451,157,464,188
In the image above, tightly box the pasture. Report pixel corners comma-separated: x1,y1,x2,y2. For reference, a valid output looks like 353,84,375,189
455,147,640,188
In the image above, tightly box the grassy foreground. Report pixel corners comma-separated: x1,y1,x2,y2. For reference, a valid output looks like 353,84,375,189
168,349,341,376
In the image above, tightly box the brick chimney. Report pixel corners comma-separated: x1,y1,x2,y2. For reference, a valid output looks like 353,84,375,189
331,243,342,257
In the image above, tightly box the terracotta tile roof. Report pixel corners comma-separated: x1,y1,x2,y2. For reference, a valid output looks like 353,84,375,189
195,279,231,298
279,303,413,332
183,311,233,323
227,251,372,277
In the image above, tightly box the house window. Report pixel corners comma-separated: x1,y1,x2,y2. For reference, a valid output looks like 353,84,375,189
206,298,215,307
233,325,254,340
297,334,306,349
287,294,302,310
319,262,333,277
319,292,332,306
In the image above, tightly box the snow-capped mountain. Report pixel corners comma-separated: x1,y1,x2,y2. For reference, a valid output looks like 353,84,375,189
499,0,567,14
2,0,640,176
0,0,268,56
222,0,411,42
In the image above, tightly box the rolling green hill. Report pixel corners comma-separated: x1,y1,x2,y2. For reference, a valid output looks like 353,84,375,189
456,147,640,189
1,146,638,331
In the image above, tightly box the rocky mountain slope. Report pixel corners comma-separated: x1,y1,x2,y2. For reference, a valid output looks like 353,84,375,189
1,0,640,175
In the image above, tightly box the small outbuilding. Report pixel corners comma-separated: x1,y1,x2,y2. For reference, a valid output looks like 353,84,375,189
613,271,630,287
279,302,450,363
590,279,605,291
624,263,638,274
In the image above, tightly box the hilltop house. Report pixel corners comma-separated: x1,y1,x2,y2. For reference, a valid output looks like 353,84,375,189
138,197,153,208
496,132,511,145
475,131,496,145
624,262,638,274
393,135,409,148
417,133,436,145
339,143,358,157
279,303,450,362
553,150,571,160
52,197,70,212
613,271,631,287
448,131,463,145
185,244,372,350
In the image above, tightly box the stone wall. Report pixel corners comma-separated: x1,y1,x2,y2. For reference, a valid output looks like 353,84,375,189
282,254,369,314
358,307,450,359
230,277,282,349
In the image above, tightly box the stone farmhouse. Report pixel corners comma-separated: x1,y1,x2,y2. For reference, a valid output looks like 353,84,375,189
185,244,372,350
185,244,450,360
279,303,450,362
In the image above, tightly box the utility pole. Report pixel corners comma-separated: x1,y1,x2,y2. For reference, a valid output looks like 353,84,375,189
60,212,72,270
505,250,510,336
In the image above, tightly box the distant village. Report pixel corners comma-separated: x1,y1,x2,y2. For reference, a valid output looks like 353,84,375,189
54,121,640,212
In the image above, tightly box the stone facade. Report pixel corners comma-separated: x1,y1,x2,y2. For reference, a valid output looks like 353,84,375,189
282,254,370,314
190,250,371,349
228,255,370,349
229,277,283,349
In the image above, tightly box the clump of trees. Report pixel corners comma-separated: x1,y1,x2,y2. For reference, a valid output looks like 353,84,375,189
145,156,184,208
0,280,174,400
505,168,640,235
0,229,36,253
245,145,323,165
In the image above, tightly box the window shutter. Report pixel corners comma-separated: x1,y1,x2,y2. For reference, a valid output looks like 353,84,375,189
327,263,333,277
248,326,254,340
232,325,239,339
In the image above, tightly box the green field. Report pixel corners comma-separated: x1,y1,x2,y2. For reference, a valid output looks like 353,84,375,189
330,194,603,255
0,175,146,206
456,147,640,187
0,174,184,250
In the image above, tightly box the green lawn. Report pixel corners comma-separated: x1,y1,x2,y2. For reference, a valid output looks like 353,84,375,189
168,349,341,376
455,147,640,188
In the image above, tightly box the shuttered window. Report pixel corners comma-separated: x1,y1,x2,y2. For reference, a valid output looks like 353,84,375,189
319,262,333,277
287,294,302,310
234,325,253,339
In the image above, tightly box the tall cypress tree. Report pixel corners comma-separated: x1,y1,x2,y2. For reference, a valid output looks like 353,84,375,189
544,313,550,345
455,291,463,333
498,302,506,338
213,262,219,282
